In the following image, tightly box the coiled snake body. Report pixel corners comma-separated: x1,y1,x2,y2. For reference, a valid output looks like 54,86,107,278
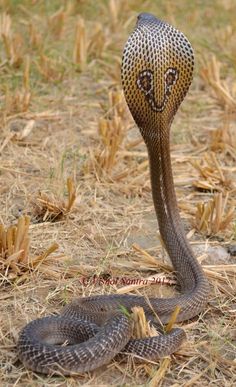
17,13,209,375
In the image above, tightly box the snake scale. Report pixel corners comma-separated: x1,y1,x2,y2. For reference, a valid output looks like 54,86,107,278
17,13,209,375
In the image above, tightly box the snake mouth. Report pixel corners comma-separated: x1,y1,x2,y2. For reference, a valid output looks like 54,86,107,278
136,67,179,112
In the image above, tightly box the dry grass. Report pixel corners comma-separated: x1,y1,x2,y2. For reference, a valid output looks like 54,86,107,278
195,192,234,236
0,0,236,386
200,55,236,110
32,177,76,221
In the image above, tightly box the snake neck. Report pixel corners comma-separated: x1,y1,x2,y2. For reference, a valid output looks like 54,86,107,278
144,129,205,292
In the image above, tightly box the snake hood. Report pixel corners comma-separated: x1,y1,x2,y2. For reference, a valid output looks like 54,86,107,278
122,13,194,134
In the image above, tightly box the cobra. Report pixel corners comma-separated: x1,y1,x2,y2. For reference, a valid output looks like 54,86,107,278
17,13,209,375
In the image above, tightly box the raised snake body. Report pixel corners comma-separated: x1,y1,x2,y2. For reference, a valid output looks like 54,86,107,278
17,13,209,375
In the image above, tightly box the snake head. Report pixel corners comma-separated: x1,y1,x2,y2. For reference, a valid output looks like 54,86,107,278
121,13,194,138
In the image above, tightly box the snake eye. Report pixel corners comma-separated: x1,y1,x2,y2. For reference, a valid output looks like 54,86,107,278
137,70,153,95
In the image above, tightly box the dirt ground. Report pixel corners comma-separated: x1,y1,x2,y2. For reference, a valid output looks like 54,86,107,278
0,1,235,386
